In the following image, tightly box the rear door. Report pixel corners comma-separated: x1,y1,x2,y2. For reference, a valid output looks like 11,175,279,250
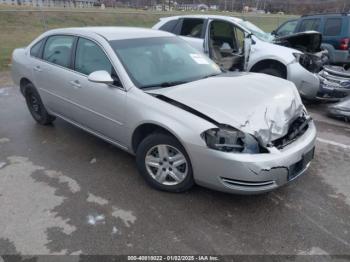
322,17,344,49
35,35,77,117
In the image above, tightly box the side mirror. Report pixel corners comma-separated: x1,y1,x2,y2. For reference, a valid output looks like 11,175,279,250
88,71,114,84
246,33,256,45
271,30,277,36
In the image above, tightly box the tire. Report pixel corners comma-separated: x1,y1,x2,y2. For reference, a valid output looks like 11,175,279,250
24,83,56,125
257,67,285,78
136,133,194,192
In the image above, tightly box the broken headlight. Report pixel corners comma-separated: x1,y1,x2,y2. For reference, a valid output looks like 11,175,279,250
293,52,323,73
201,127,260,154
293,53,311,67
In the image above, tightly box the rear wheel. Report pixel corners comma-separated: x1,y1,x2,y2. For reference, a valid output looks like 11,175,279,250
136,133,194,192
24,83,56,125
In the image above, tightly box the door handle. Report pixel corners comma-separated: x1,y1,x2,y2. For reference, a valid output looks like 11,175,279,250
33,66,42,72
69,80,81,88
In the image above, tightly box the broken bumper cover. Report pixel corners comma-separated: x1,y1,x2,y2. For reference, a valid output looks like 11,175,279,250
317,66,350,99
188,121,316,194
328,98,350,119
287,62,320,99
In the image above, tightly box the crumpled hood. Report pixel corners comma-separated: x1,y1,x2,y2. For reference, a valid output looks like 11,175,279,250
274,31,322,53
149,73,304,146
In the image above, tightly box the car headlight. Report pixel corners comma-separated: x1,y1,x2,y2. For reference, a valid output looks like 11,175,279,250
293,53,309,64
201,126,261,154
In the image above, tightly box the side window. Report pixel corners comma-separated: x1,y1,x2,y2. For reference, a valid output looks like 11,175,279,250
276,20,298,37
159,19,179,33
75,38,113,76
324,18,342,36
299,19,321,32
30,39,45,58
180,18,205,38
43,35,75,68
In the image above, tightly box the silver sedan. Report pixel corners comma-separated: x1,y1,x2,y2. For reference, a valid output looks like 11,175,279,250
11,27,317,194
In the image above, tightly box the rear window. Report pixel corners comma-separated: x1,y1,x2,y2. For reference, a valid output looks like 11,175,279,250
299,18,321,32
324,18,342,36
180,18,205,39
159,19,178,33
30,39,45,58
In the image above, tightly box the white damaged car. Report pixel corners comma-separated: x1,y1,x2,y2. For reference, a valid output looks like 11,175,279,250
11,27,316,194
153,15,328,99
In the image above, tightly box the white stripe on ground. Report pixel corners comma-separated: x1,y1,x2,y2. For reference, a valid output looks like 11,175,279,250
317,137,350,150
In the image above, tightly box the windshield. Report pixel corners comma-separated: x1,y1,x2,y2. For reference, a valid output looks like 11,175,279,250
109,37,221,89
237,20,273,42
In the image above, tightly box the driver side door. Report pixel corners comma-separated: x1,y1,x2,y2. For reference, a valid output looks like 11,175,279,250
203,19,248,71
65,37,127,146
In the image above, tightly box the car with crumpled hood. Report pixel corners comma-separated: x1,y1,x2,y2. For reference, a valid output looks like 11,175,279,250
272,13,350,64
152,15,329,100
11,27,316,194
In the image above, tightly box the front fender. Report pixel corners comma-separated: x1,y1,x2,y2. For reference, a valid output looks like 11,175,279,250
247,41,297,71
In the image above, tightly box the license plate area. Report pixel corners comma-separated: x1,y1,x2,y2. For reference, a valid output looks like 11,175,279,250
288,147,315,181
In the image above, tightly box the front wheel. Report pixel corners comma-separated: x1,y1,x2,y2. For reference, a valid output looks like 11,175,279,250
136,133,194,192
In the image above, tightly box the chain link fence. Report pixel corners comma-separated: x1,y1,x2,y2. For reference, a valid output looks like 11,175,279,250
0,9,296,70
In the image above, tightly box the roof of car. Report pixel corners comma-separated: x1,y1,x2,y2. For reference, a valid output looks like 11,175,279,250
44,27,175,41
161,14,243,23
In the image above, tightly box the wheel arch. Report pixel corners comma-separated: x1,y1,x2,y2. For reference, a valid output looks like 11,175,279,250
131,122,183,154
249,59,288,79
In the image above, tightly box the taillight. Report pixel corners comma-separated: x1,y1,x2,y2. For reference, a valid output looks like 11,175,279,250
339,38,350,50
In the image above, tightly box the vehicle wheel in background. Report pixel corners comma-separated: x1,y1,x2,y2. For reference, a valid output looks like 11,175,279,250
24,83,56,125
136,133,194,192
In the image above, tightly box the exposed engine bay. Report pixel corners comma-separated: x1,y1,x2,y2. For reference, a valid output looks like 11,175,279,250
274,31,323,53
274,31,329,73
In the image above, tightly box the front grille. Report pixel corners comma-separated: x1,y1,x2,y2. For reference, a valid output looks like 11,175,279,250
272,115,311,149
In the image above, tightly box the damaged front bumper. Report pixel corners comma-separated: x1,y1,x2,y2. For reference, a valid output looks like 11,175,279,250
287,62,320,99
187,121,317,194
317,66,350,100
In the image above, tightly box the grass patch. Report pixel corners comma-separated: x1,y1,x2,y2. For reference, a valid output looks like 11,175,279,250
0,8,296,71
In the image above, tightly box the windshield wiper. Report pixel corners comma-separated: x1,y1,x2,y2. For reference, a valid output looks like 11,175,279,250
200,73,222,80
140,80,189,89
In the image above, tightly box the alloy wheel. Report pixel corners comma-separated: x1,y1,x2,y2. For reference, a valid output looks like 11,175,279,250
145,144,188,186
